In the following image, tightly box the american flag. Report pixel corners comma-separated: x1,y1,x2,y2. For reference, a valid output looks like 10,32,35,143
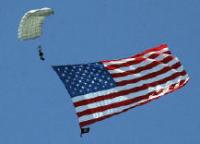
53,44,189,128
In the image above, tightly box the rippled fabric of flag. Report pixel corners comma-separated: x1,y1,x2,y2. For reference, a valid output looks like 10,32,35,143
52,44,189,128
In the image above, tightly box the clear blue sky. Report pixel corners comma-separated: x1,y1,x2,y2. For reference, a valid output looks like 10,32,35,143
0,0,199,144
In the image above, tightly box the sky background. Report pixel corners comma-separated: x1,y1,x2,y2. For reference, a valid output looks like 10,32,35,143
0,0,199,144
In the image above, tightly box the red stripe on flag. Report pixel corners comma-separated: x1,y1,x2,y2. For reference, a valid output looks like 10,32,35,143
102,44,168,63
77,79,187,117
104,51,172,71
105,57,146,70
132,44,168,58
116,62,182,86
74,70,186,107
79,78,188,127
111,55,175,78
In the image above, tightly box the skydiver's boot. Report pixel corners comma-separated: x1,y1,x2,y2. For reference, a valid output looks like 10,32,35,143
40,56,45,61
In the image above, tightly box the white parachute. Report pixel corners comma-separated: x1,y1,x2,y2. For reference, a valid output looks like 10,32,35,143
18,7,54,40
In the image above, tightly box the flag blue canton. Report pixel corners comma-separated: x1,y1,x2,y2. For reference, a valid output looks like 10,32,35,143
52,62,116,97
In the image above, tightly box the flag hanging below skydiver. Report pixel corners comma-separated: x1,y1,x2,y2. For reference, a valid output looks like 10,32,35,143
53,44,190,135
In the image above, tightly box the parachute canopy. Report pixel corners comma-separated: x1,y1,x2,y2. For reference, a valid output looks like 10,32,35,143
18,7,54,40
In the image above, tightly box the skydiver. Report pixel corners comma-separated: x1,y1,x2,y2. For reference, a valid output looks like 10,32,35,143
38,45,45,61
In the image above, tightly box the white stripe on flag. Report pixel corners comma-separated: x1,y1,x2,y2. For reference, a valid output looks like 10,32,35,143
78,77,189,123
113,57,179,82
72,65,184,103
107,53,173,74
75,75,188,113
103,48,169,66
